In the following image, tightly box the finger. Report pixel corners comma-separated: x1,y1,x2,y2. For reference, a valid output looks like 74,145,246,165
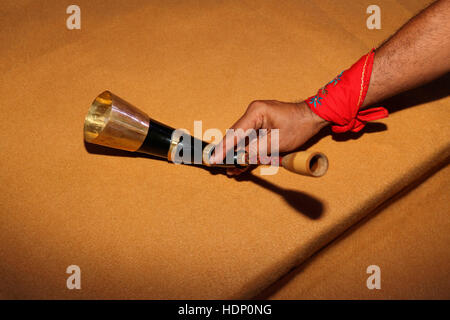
226,167,248,176
211,119,256,164
210,103,263,164
228,132,270,177
245,130,278,165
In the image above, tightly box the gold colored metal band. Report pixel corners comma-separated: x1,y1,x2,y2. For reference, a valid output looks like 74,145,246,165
167,137,180,162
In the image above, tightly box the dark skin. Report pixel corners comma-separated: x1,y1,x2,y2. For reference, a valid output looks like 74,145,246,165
210,0,450,175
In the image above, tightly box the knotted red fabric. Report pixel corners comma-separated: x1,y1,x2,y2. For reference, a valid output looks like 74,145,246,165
306,49,388,133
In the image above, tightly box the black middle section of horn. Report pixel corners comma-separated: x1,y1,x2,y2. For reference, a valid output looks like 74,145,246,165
137,119,174,158
137,119,245,168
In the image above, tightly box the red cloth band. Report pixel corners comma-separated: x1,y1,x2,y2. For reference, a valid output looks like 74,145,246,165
306,49,388,133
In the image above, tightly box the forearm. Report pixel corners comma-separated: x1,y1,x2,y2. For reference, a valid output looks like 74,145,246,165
362,0,450,108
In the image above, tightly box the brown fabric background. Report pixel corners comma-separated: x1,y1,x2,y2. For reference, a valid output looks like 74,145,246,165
0,0,448,299
264,165,450,299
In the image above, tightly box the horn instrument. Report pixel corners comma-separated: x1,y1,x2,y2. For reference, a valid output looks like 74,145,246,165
83,91,328,177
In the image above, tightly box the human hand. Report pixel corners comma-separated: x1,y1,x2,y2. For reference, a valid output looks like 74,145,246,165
209,100,329,175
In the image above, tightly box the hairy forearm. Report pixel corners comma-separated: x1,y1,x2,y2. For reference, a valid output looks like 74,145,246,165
362,0,450,108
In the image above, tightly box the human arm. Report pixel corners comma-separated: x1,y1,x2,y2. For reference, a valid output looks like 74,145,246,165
210,0,450,175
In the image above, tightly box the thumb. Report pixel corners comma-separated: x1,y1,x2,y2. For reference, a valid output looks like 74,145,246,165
209,106,263,164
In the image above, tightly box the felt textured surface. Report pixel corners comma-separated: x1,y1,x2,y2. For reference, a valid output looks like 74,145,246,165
264,165,450,299
0,0,448,299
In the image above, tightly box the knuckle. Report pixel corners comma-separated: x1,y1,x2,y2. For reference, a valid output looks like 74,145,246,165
247,100,267,114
